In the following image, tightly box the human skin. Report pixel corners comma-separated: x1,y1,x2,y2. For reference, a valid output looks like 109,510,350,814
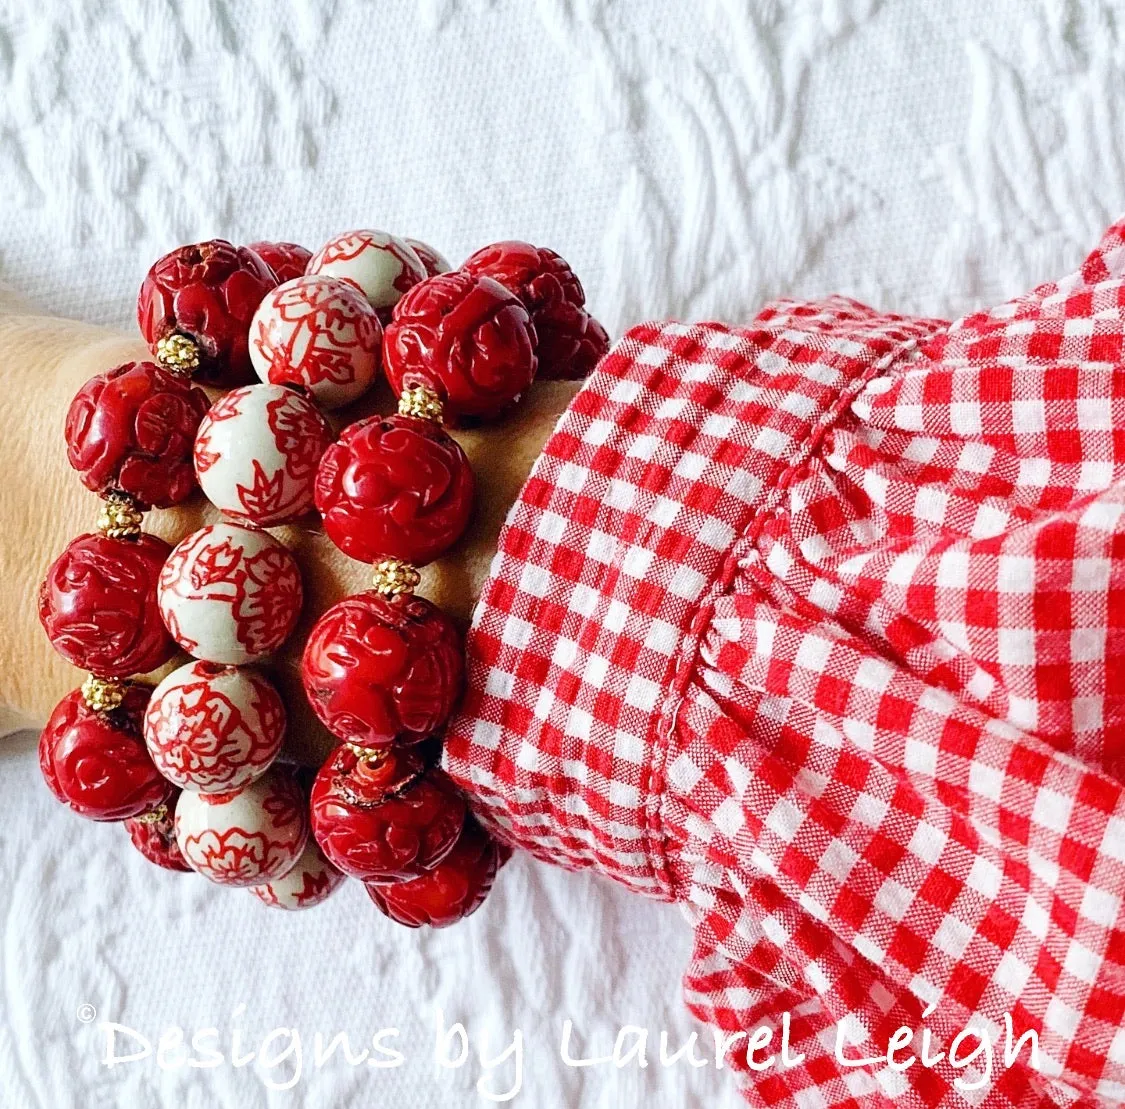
0,286,579,762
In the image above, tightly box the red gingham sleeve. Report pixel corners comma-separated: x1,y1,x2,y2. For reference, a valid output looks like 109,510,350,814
444,224,1125,1107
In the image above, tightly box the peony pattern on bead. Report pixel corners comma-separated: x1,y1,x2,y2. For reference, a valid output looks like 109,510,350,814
307,229,427,315
158,523,302,665
249,275,383,409
175,767,308,887
251,840,344,910
144,660,286,793
194,384,334,526
404,238,450,279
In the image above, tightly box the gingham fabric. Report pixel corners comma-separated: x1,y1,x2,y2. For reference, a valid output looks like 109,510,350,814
444,223,1125,1107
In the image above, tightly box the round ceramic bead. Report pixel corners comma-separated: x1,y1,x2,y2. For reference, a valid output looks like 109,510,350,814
246,240,312,283
65,360,212,508
314,413,474,566
125,795,192,871
137,239,279,387
405,238,451,278
383,271,538,420
144,660,286,793
194,384,334,526
309,745,466,882
39,532,176,677
301,591,463,748
251,839,344,910
307,230,427,315
39,684,172,822
463,240,610,380
366,818,509,928
158,523,302,665
249,275,383,409
174,766,308,887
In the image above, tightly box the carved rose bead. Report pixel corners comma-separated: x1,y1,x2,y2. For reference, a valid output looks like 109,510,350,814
405,238,451,278
246,240,312,284
307,230,427,316
366,817,509,928
39,532,176,677
39,685,173,822
65,360,211,508
314,414,474,566
301,591,463,748
251,839,345,910
158,523,302,665
175,766,309,887
126,796,192,871
462,240,610,380
144,660,286,793
249,275,383,409
137,239,279,387
194,384,334,526
383,271,538,420
309,745,466,882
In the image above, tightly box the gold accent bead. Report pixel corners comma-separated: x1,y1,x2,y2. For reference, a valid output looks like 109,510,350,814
397,385,443,422
371,557,421,596
135,803,169,825
344,741,386,764
81,674,127,713
96,492,144,539
155,333,200,376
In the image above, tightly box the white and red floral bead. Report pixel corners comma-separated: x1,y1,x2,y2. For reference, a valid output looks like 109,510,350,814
307,230,427,315
193,384,334,526
405,238,451,278
249,275,382,409
157,523,302,665
175,766,308,887
144,660,286,793
251,839,344,910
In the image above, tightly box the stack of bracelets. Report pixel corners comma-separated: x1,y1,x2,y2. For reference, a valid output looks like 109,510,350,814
36,231,609,925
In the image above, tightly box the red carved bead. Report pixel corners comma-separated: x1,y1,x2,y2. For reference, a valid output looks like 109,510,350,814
383,271,538,420
405,238,451,278
125,794,192,871
39,533,176,677
137,239,279,387
314,413,474,566
65,360,211,508
366,817,509,928
246,240,312,284
302,591,463,748
39,685,173,822
463,240,609,380
309,745,466,882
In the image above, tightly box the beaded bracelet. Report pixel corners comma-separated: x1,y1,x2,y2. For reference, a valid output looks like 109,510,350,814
37,230,608,926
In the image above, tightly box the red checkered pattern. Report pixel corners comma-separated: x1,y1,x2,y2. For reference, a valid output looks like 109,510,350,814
444,223,1125,1107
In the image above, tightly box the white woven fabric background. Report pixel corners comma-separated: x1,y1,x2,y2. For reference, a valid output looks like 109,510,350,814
1,1,1123,1106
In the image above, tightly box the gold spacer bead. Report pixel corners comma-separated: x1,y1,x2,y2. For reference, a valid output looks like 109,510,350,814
81,674,126,714
155,333,200,376
135,803,169,825
371,557,421,596
397,385,443,422
344,741,386,764
96,492,144,539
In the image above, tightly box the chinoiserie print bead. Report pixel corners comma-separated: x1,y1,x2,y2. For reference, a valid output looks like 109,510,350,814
65,360,211,508
247,240,312,284
383,271,538,419
405,238,451,278
144,660,286,793
366,817,509,928
301,591,463,748
137,239,279,387
249,275,383,409
175,766,308,887
125,795,192,871
157,523,302,665
314,413,474,565
309,745,466,882
39,532,176,677
40,684,172,822
306,230,427,316
194,384,334,526
251,839,344,910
